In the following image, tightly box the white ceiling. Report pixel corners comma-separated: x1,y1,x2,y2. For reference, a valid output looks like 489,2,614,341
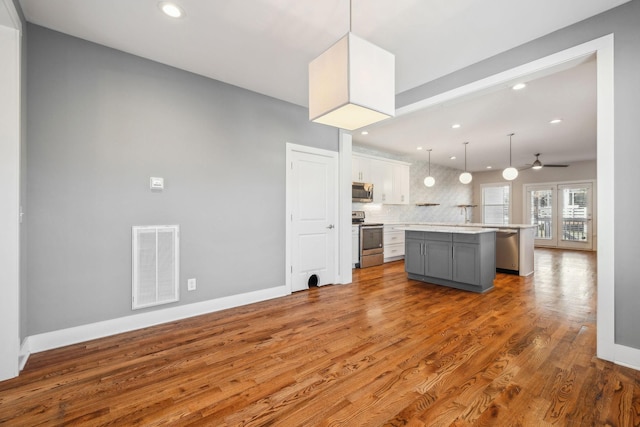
355,56,597,171
18,0,628,169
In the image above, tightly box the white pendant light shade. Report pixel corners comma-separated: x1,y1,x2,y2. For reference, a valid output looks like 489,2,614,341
459,172,473,184
309,32,395,130
502,167,518,180
424,148,435,187
459,142,472,184
502,133,518,181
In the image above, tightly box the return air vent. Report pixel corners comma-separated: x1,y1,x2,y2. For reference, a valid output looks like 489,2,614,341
132,225,179,310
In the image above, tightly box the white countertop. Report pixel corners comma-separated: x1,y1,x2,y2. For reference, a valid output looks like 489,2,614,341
398,225,498,234
385,222,536,230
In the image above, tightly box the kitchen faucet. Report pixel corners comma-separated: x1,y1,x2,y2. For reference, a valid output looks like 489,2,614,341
460,205,472,223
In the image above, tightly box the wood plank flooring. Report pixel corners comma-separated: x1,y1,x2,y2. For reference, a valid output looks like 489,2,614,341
1,248,639,426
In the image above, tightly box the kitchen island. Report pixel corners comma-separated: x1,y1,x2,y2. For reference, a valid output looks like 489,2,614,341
401,226,497,293
385,222,535,276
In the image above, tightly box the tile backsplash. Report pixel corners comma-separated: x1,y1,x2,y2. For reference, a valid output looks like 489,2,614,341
353,146,473,224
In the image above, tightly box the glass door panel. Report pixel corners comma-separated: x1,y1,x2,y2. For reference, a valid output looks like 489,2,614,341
558,183,593,250
526,185,556,246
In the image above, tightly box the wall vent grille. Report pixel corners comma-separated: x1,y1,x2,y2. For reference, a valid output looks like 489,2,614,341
132,225,179,310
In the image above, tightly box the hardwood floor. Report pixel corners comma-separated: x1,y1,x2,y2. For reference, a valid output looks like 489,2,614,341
1,248,639,426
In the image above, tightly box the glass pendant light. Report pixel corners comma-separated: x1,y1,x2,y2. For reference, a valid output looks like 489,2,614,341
532,153,543,170
423,149,435,187
459,142,472,184
502,133,519,181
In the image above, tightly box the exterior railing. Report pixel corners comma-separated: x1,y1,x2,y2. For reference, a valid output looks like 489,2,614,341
532,218,588,241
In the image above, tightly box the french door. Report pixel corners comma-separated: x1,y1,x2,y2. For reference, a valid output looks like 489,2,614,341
525,181,594,250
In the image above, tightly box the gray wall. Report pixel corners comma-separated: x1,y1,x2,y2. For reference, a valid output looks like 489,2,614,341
398,1,640,349
26,25,338,335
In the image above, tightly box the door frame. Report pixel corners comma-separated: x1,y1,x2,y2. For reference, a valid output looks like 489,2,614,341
0,0,22,381
285,142,342,294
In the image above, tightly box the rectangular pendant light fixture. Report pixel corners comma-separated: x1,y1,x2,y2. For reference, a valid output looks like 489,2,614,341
309,32,395,130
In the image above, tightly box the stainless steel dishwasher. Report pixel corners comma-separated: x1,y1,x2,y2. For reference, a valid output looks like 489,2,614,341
496,229,519,272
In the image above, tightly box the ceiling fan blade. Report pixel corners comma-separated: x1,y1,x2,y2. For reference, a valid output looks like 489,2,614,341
518,165,533,171
544,164,569,167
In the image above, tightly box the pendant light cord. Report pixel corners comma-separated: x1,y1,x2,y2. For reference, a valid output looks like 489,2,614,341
508,133,514,166
464,142,468,172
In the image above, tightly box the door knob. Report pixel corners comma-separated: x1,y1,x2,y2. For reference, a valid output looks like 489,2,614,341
327,224,335,229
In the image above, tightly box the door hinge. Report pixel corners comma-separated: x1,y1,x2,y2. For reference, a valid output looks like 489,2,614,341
291,161,294,170
291,265,293,273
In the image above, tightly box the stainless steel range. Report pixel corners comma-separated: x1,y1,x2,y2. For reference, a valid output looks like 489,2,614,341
352,211,384,268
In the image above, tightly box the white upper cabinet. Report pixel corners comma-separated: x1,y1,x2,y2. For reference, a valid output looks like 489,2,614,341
353,153,410,205
352,155,373,183
392,162,410,204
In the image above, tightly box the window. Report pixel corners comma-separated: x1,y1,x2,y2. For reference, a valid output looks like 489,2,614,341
481,183,511,225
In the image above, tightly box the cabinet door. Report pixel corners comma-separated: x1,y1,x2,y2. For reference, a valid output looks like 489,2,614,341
352,226,360,265
392,163,410,204
452,243,480,285
370,159,393,203
404,239,424,275
352,156,372,183
351,157,361,182
425,241,452,280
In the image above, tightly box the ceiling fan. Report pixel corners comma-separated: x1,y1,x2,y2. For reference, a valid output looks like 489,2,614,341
520,153,569,170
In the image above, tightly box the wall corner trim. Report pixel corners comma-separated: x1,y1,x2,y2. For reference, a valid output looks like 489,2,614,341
18,337,30,371
27,286,289,355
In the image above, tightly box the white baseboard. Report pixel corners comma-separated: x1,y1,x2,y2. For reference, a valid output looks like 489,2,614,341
614,343,640,371
26,285,289,356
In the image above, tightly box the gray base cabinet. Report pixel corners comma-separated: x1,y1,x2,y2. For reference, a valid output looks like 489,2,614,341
405,230,496,293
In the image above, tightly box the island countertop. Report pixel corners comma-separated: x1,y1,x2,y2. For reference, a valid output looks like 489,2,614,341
385,222,535,229
397,225,498,234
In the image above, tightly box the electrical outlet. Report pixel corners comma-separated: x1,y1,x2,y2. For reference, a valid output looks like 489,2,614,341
187,278,196,291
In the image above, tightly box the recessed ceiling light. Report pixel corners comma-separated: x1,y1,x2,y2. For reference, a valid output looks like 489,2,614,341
361,130,369,135
549,118,563,124
486,166,492,169
159,2,184,18
512,83,527,90
451,124,461,129
450,156,456,160
416,146,423,150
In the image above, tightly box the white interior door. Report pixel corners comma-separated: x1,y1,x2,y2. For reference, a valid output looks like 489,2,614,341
558,182,593,250
289,147,338,292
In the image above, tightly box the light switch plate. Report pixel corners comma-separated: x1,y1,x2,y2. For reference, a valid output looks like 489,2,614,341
187,278,196,291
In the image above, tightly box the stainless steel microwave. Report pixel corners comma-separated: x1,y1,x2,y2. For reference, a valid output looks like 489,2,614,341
352,182,374,203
